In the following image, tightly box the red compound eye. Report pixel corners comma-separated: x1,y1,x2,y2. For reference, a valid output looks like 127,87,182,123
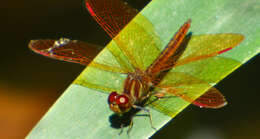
108,91,118,104
116,95,129,105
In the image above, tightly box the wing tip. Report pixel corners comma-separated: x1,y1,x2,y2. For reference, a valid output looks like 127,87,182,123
195,100,228,109
239,34,245,42
213,100,228,109
217,33,245,54
28,40,39,51
187,18,191,24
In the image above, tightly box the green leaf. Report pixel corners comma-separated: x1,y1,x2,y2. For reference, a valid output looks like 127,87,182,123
27,0,260,138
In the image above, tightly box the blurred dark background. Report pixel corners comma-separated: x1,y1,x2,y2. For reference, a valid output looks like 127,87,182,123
2,0,259,138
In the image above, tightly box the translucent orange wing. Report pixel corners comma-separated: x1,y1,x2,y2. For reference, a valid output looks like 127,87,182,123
155,34,244,72
85,0,138,38
149,71,228,117
157,85,226,109
29,38,128,73
29,38,102,65
193,87,227,108
29,0,138,73
175,34,244,66
146,19,191,75
145,19,244,74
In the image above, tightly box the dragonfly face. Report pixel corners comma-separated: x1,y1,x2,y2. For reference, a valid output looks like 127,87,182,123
108,92,132,114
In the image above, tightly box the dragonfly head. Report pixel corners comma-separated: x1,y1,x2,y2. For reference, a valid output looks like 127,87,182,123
108,91,131,114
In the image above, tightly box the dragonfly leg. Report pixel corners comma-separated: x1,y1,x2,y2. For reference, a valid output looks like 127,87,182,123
118,124,124,135
133,105,157,130
127,119,133,136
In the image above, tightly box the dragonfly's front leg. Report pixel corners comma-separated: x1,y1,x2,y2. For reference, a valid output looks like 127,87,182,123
126,118,133,136
132,105,157,130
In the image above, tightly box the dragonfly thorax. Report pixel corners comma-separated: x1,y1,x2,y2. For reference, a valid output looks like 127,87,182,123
108,69,152,114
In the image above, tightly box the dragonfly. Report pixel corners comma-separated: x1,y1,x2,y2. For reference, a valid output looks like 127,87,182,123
29,0,244,133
